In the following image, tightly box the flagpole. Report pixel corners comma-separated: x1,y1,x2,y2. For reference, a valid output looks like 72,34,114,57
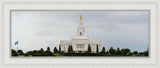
17,45,18,51
15,40,19,51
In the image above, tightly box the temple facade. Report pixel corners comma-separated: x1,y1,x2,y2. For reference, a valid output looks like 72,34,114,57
60,15,101,53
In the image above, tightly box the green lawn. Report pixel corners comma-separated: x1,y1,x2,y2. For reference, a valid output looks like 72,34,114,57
18,55,25,57
53,54,64,57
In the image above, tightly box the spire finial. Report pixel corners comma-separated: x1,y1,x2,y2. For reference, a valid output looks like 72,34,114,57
80,15,82,21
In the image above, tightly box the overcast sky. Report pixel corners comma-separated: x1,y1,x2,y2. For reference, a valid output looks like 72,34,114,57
11,11,149,52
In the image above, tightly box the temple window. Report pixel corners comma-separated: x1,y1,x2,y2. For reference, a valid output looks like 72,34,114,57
80,32,82,36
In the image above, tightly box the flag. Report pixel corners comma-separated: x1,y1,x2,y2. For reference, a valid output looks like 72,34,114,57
14,40,18,47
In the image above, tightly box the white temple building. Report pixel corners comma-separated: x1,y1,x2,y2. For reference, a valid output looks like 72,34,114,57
60,15,101,53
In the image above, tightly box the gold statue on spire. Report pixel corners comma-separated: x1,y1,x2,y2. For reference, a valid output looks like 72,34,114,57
80,15,82,21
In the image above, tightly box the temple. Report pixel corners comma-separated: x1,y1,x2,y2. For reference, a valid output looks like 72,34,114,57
60,15,101,53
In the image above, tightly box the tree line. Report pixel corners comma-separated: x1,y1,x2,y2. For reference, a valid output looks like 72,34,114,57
12,45,148,56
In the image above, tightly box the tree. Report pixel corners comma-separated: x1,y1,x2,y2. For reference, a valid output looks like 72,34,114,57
68,46,72,53
39,48,45,56
68,46,70,53
59,45,61,53
139,52,144,56
128,52,133,56
87,44,91,53
47,47,50,51
40,48,44,52
25,51,34,56
109,47,116,55
133,51,138,56
68,45,73,53
70,45,73,53
96,44,99,54
122,48,130,56
143,51,148,56
105,51,109,55
31,48,45,56
101,47,105,54
45,47,52,56
17,50,24,55
12,49,18,56
121,49,124,56
54,47,59,53
33,50,38,56
117,48,121,55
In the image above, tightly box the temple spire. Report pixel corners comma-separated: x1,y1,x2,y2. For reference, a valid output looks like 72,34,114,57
78,15,85,36
80,15,82,21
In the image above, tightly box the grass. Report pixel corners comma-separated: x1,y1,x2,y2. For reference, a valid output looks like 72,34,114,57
53,53,64,57
18,55,25,57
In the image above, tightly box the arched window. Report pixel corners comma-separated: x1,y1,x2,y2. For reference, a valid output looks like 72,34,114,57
80,32,82,36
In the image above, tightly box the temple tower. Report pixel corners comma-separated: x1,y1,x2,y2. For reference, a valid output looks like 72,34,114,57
77,15,85,36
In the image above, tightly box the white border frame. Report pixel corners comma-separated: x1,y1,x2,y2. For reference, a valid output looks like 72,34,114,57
0,0,160,68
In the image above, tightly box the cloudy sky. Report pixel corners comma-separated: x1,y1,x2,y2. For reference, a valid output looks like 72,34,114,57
11,10,149,52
